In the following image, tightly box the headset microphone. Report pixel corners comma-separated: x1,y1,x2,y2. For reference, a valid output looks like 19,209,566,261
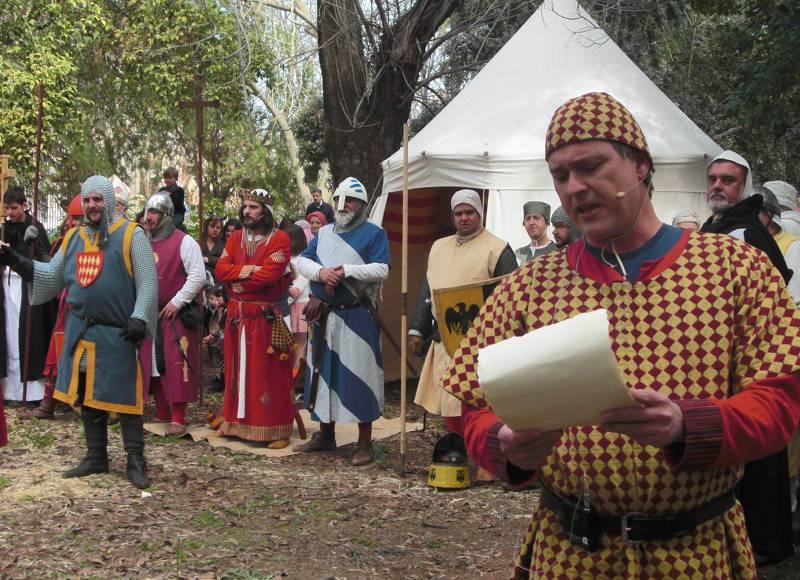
615,172,651,200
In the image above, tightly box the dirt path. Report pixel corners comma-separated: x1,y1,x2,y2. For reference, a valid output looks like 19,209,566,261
4,390,800,579
0,392,534,579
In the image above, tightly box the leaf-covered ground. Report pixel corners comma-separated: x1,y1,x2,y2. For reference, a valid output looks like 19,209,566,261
0,390,534,579
2,388,799,579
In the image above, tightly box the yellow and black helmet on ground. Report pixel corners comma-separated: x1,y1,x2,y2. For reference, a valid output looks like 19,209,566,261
427,432,471,490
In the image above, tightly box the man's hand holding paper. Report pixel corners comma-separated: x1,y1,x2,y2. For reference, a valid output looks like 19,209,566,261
498,426,563,471
600,388,685,448
477,309,683,448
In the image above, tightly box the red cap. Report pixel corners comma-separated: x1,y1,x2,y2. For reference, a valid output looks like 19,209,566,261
67,194,83,218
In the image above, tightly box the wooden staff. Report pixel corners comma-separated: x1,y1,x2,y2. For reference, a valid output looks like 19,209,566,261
21,82,45,403
399,122,410,476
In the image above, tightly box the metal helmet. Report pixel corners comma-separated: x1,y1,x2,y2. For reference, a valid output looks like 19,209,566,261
144,192,175,218
332,177,368,210
427,433,471,490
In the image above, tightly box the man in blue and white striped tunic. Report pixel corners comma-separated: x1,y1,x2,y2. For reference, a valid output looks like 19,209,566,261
295,177,390,466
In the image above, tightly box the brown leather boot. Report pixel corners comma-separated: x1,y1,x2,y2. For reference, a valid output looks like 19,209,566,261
164,422,186,436
293,430,336,452
351,441,374,466
19,395,55,420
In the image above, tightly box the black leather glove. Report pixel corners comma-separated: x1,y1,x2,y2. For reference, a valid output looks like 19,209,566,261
0,244,33,281
119,318,147,344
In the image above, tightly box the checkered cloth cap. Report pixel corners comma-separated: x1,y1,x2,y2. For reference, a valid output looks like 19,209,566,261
545,92,650,162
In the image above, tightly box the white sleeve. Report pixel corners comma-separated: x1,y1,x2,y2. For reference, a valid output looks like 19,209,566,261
171,236,207,307
785,242,800,307
292,273,310,294
342,263,389,282
296,256,322,282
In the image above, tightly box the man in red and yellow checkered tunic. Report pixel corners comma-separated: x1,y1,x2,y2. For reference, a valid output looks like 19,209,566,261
442,92,800,579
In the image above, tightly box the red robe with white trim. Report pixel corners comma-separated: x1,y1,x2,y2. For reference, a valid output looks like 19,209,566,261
215,229,293,442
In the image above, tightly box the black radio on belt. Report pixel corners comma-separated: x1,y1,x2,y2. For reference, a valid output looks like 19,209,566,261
541,485,601,552
263,309,276,322
564,500,600,552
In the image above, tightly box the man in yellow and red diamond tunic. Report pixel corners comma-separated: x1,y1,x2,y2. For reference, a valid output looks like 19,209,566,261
215,189,295,449
442,92,800,578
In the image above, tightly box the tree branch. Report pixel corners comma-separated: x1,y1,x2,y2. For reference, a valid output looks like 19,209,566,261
246,79,312,201
416,62,482,88
255,0,318,35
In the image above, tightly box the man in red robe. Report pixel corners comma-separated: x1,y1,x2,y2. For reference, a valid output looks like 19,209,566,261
215,189,294,448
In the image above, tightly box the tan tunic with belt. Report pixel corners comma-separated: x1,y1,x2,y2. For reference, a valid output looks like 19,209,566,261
414,229,508,417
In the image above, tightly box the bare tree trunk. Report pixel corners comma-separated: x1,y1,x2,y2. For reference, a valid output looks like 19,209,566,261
246,79,312,203
317,0,463,197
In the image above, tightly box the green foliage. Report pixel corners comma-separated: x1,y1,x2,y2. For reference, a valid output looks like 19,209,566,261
0,0,305,211
0,0,109,182
646,0,800,183
195,510,223,528
372,441,388,467
418,0,799,185
292,96,327,187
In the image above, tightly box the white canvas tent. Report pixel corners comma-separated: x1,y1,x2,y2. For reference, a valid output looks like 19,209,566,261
373,0,722,380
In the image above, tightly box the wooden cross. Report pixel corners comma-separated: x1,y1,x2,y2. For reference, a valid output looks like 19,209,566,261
0,155,16,198
180,72,219,233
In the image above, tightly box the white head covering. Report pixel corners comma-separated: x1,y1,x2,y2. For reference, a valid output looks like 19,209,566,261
110,175,130,207
450,189,484,220
764,180,798,211
708,150,752,197
671,211,701,228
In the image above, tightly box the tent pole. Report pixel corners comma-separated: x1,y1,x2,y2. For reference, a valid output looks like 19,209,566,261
399,122,410,477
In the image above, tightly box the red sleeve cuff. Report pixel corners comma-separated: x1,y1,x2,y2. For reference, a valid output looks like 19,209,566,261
487,422,538,488
663,398,723,471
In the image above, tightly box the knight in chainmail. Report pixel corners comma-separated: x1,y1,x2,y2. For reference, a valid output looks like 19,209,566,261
0,175,158,489
294,177,391,466
551,205,581,248
139,193,205,436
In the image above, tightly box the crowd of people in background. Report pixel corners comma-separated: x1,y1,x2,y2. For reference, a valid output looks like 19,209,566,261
2,96,800,576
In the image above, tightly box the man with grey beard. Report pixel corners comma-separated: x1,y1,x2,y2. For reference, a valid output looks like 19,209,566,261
701,151,794,565
295,177,390,466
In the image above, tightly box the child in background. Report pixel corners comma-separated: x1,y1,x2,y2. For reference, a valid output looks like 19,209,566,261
284,224,309,381
203,284,227,393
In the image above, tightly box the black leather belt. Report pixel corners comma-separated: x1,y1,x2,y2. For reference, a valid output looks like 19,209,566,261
328,302,360,311
540,484,736,546
69,313,126,355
